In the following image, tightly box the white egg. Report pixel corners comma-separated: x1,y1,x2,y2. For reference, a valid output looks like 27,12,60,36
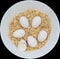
27,36,37,47
20,16,29,28
38,30,47,42
32,16,41,28
13,29,25,38
17,39,27,52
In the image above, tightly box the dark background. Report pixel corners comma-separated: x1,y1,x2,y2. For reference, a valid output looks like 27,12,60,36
0,0,60,59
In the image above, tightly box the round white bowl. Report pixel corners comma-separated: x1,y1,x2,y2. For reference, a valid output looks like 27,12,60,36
0,1,60,59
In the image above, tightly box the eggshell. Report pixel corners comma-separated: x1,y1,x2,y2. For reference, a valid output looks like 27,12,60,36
32,16,41,28
27,36,37,47
38,30,47,42
20,16,29,28
13,29,25,38
17,39,27,52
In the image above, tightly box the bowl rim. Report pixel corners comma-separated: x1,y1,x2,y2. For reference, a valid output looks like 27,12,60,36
0,1,60,59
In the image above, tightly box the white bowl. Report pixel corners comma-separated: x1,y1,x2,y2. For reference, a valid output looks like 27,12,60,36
0,1,60,59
